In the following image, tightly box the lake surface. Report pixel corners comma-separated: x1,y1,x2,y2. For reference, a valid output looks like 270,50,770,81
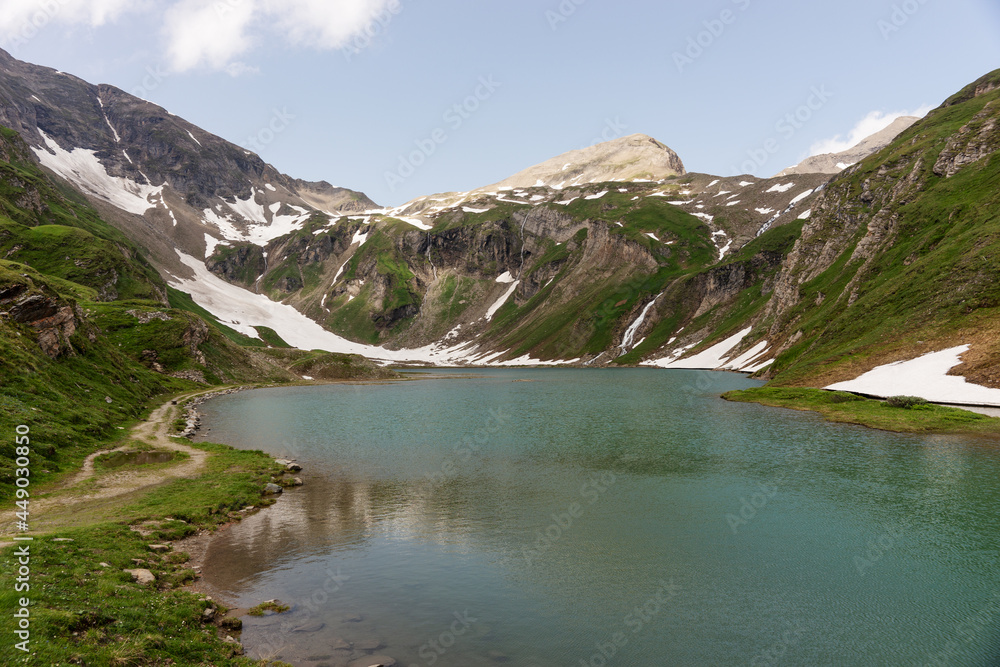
195,368,1000,666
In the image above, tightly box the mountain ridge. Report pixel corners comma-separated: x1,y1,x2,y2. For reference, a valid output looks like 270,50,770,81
776,115,921,177
1,49,999,406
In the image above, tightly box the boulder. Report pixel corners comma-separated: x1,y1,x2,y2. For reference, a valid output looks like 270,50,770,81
124,568,155,585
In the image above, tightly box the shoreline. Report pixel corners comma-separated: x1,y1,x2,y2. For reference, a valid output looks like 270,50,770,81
0,385,299,665
8,370,997,664
723,386,1000,437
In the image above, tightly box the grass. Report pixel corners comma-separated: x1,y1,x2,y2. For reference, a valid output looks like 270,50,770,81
261,348,401,381
0,432,288,666
246,601,290,617
760,80,1000,386
723,387,1000,435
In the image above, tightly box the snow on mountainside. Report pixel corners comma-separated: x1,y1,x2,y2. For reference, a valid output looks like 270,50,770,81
4,46,999,403
776,116,920,177
0,47,376,272
0,42,831,364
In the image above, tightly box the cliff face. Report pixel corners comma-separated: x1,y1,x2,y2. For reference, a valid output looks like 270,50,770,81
3,46,999,385
750,70,1000,385
0,47,376,277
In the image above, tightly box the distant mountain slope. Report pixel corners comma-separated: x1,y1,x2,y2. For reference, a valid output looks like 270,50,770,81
776,116,920,176
0,48,376,276
3,47,998,398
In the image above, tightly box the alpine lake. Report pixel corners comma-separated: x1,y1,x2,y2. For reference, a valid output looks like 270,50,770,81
193,368,1000,667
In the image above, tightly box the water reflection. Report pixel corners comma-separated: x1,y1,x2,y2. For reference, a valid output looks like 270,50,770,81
194,369,1000,666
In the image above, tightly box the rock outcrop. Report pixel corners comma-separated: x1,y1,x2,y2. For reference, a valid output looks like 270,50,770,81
3,289,78,358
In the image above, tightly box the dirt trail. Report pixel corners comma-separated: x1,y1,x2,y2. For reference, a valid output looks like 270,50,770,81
1,389,221,541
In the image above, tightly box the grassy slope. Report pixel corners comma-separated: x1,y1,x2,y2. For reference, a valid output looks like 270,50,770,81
483,191,720,360
0,127,358,665
764,72,1000,386
0,438,289,666
723,387,1000,436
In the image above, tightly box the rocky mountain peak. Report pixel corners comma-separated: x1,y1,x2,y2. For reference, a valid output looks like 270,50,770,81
488,132,685,191
776,116,921,177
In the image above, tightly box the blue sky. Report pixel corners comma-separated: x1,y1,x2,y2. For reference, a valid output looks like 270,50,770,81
1,0,999,206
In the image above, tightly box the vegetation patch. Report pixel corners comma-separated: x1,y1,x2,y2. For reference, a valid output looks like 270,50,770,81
723,387,999,435
247,601,290,617
0,435,286,665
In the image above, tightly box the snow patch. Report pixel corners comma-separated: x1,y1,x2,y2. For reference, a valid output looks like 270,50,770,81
396,216,433,231
32,130,161,215
767,182,796,193
484,281,520,321
495,271,516,284
98,98,121,143
186,130,202,147
798,209,812,220
720,341,769,371
585,191,609,200
620,295,661,353
647,328,752,369
352,229,370,247
204,234,226,259
789,189,814,205
826,345,1000,407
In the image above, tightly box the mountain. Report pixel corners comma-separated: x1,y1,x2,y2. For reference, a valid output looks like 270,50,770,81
487,133,686,190
0,47,376,276
752,71,1000,390
0,122,401,488
2,47,999,404
776,115,921,177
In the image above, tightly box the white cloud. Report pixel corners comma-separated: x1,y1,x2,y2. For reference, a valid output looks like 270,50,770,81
0,0,399,73
163,0,257,72
262,0,398,49
0,0,139,43
808,105,935,156
163,0,398,72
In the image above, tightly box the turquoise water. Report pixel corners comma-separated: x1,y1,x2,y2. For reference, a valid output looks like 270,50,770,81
195,369,1000,666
